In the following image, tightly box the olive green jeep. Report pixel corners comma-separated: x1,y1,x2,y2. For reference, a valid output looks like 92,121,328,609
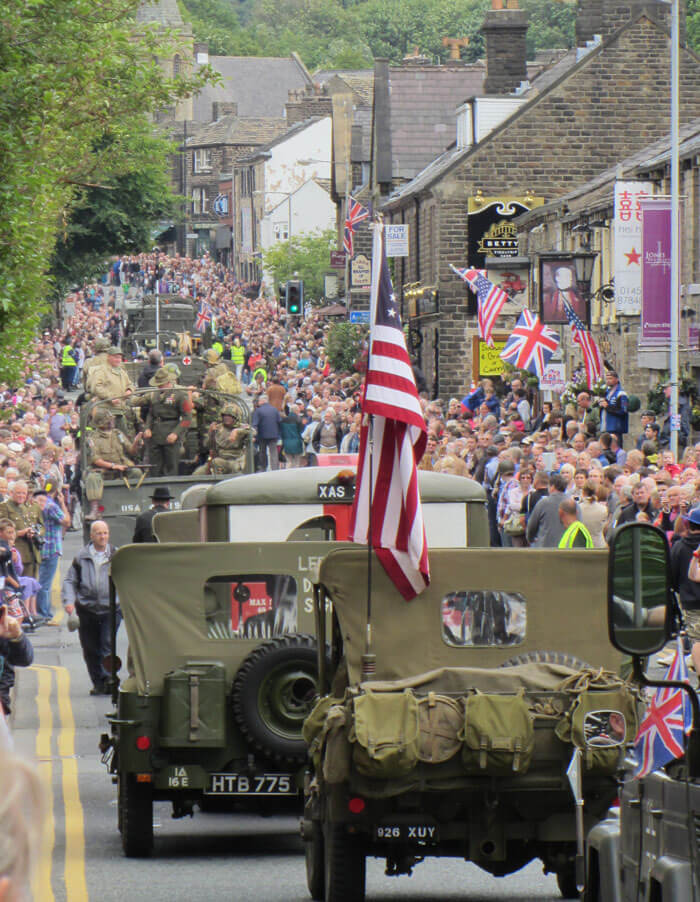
302,546,641,901
103,541,342,857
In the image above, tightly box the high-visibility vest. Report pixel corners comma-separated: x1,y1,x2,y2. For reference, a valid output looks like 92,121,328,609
558,521,594,549
212,341,224,356
61,345,77,367
230,345,245,365
252,366,267,383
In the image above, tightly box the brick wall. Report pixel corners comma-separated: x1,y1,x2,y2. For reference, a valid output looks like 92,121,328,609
482,7,529,95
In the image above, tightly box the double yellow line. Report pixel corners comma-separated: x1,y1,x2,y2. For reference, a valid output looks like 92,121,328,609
32,663,88,902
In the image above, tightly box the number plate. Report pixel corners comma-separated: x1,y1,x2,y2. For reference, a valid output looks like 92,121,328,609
204,774,295,796
374,824,439,842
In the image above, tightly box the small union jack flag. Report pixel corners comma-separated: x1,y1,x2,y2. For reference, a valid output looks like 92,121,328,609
450,266,509,348
343,196,370,257
195,303,212,333
499,309,559,379
565,302,604,389
634,637,691,778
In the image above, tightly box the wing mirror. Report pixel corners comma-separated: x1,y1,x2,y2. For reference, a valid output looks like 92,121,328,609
608,523,672,656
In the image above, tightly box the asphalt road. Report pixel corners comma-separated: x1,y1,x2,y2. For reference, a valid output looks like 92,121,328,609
11,529,564,902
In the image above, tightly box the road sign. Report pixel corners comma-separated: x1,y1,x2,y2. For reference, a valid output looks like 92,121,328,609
330,250,346,269
385,224,409,257
350,310,370,324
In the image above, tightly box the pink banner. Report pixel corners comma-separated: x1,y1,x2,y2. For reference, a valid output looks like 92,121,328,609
640,197,671,345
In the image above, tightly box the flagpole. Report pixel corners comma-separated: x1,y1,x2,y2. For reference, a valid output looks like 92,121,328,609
362,412,375,682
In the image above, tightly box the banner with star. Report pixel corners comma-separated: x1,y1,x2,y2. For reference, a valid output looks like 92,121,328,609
614,180,652,315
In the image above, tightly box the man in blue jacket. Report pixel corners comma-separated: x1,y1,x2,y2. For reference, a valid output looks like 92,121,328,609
252,393,282,471
599,371,628,446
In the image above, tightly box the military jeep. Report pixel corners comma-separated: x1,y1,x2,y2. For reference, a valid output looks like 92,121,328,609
105,540,345,857
303,546,641,901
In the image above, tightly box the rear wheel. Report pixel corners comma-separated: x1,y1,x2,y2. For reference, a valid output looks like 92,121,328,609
119,774,153,858
305,819,325,900
324,822,365,902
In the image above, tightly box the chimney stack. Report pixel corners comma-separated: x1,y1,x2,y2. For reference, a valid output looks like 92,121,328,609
576,2,685,47
482,0,529,95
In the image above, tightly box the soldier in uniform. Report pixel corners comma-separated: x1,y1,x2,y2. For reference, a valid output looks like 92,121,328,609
144,368,191,477
0,481,43,578
202,348,241,394
193,405,251,476
82,336,112,388
84,410,144,520
87,346,135,436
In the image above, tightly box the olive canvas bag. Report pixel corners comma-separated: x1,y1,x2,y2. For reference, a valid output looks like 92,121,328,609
349,689,420,779
460,690,534,775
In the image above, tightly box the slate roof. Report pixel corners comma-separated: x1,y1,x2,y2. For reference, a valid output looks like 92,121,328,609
314,70,375,106
234,116,327,163
187,115,288,148
387,64,486,183
193,56,312,121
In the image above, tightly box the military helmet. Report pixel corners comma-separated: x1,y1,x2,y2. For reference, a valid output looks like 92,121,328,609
164,362,181,381
204,348,220,365
221,404,240,421
94,337,111,352
92,409,112,427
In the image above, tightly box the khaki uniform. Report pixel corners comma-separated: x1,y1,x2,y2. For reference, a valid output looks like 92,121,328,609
88,364,135,435
82,352,107,388
0,500,43,577
85,429,143,499
145,389,191,477
194,423,251,476
202,362,232,392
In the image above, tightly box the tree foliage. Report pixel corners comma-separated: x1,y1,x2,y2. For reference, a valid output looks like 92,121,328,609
262,229,336,299
182,0,699,66
0,0,211,382
325,321,365,373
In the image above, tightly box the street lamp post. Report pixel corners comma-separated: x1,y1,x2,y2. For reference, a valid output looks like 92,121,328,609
153,246,160,352
670,0,681,459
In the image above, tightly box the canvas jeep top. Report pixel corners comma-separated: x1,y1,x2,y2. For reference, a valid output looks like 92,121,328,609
302,546,639,902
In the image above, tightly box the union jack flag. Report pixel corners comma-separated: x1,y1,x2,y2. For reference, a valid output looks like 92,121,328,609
499,309,559,379
565,302,604,389
195,303,212,333
634,637,691,778
450,266,509,348
343,196,370,257
350,224,429,601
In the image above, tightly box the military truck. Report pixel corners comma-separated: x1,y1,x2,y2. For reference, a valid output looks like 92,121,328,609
122,293,196,358
79,390,253,546
586,522,700,902
302,545,641,901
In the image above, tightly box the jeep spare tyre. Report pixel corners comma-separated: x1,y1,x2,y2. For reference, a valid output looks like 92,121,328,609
231,634,320,766
500,650,594,671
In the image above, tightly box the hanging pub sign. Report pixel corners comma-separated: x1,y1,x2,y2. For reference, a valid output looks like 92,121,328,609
467,195,544,269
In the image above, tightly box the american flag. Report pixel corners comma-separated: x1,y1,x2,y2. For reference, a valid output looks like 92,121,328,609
450,265,509,347
634,637,691,778
499,309,559,379
195,303,212,333
350,225,430,601
565,302,603,388
343,196,370,257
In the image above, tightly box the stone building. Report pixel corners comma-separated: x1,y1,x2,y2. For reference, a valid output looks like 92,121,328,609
515,119,700,418
381,1,700,399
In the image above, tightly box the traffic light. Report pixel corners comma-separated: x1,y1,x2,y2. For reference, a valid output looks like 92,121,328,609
285,279,303,316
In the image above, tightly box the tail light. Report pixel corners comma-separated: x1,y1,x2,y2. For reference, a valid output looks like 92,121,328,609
348,796,366,814
135,735,151,751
